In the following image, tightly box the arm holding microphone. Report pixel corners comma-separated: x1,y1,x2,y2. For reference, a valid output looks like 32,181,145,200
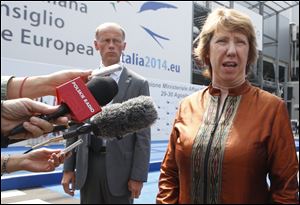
1,69,92,144
0,99,71,175
0,97,73,176
5,76,118,140
1,72,119,177
1,64,121,135
2,69,92,100
2,65,122,101
1,98,69,140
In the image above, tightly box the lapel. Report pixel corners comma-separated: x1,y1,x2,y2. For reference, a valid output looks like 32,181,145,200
113,66,132,103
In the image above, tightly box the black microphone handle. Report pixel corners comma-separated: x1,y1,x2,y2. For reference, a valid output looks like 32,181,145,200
6,103,70,137
62,123,93,139
51,121,84,133
39,103,70,121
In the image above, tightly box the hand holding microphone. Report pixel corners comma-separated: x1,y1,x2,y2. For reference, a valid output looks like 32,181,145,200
5,70,93,100
5,64,122,137
22,64,123,134
1,98,69,140
5,76,118,141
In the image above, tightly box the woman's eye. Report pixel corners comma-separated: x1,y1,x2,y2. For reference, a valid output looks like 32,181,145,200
217,39,226,43
237,41,246,44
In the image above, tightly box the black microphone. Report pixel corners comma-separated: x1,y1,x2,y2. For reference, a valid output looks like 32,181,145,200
27,95,158,151
6,76,118,138
49,121,84,133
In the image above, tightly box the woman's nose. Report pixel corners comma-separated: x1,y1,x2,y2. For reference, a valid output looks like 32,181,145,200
226,42,237,57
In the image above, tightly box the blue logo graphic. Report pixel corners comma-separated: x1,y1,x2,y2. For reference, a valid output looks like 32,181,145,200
140,26,170,49
138,1,178,13
110,1,177,49
110,1,132,12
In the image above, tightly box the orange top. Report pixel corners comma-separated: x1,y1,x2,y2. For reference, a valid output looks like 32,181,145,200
156,81,299,204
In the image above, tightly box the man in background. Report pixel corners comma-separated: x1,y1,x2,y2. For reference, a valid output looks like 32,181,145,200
62,22,151,204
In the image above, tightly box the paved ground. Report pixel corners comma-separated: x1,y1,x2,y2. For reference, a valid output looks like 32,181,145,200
1,139,298,204
1,171,161,204
1,187,79,204
1,141,166,204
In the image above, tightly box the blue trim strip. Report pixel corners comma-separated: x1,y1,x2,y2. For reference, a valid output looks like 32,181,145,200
1,172,63,191
149,161,161,172
1,140,297,191
1,161,162,191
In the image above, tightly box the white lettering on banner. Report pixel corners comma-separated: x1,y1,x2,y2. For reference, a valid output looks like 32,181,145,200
148,78,204,140
1,2,194,145
2,2,193,83
71,81,95,113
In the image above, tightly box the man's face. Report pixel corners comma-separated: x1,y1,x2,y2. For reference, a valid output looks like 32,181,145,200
94,26,126,66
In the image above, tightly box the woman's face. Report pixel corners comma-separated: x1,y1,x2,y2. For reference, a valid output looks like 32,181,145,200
209,29,249,86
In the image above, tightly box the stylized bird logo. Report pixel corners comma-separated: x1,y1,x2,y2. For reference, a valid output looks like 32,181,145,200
140,26,170,49
110,1,132,12
110,1,177,48
138,1,177,13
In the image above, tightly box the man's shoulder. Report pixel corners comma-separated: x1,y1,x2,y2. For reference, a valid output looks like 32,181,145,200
124,67,147,82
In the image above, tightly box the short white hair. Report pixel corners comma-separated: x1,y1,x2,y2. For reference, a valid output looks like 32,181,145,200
95,22,126,40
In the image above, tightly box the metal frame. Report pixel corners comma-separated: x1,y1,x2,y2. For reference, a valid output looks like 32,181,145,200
193,1,298,99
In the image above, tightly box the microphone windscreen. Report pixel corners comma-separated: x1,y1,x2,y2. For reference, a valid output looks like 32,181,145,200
87,76,118,106
91,96,158,137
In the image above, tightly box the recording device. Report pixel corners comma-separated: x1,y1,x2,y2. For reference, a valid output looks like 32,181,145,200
24,96,158,152
50,121,83,133
91,95,158,137
61,139,83,155
6,76,118,138
90,64,122,78
48,64,123,132
62,95,157,139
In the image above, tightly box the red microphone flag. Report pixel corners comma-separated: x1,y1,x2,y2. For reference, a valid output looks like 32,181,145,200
56,77,101,122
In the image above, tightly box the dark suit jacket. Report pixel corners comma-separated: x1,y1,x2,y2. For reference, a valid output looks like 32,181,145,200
63,66,151,196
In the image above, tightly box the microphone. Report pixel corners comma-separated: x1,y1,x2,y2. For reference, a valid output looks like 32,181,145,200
63,95,158,139
6,76,118,138
90,64,122,78
91,95,158,138
49,121,84,133
25,96,157,152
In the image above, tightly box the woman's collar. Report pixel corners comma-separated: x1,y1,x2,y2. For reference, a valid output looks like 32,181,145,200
209,80,251,96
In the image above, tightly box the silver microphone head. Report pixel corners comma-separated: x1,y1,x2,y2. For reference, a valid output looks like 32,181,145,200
91,64,122,77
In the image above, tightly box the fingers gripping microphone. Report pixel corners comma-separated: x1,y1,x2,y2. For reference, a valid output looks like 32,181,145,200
58,96,158,139
7,76,118,137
